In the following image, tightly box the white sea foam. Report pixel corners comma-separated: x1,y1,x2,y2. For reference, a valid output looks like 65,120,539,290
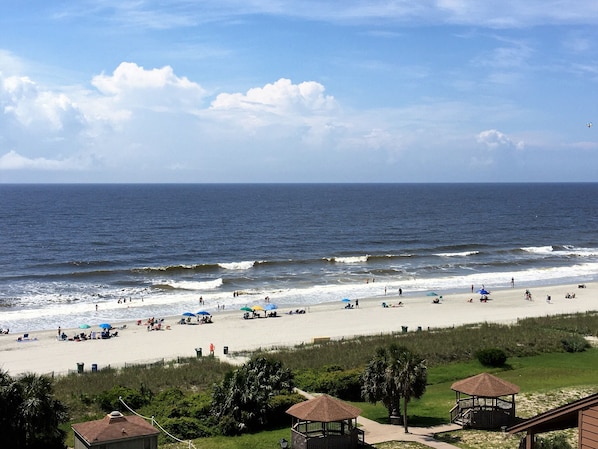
160,278,223,290
335,255,369,264
435,251,480,257
521,246,554,254
218,261,255,270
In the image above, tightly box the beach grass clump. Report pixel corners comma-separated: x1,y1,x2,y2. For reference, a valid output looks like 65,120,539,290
560,334,590,353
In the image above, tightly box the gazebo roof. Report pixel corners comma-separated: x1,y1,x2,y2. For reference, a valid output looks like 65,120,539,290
451,372,520,397
72,411,159,444
286,394,362,422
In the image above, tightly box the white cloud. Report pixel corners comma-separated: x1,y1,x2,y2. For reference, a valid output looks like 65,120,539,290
210,78,336,115
1,75,81,131
88,63,207,119
0,150,84,170
477,129,525,150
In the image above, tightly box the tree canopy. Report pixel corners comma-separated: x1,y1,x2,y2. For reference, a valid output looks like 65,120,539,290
0,370,68,449
361,344,427,433
211,356,295,435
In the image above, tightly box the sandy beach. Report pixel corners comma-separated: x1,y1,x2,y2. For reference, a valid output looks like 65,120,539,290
1,282,595,377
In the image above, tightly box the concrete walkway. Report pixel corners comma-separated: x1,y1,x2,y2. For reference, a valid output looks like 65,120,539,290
295,389,462,448
358,414,462,447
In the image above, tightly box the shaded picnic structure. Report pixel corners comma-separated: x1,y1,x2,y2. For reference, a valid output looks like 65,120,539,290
507,392,598,449
286,394,365,449
449,372,519,430
72,411,159,449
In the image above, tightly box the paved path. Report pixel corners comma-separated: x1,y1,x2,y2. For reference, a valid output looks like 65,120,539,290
295,389,462,448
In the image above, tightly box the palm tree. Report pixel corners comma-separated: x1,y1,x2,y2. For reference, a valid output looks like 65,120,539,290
0,370,68,449
211,356,294,434
361,344,427,432
361,346,402,420
17,373,69,448
394,346,427,433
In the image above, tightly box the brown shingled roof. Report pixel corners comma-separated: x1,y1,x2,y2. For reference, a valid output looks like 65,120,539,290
451,372,520,397
286,394,362,422
72,411,160,444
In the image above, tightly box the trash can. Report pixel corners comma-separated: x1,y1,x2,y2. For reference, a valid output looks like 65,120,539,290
195,347,202,358
91,363,98,372
223,346,229,355
77,362,84,374
401,326,408,333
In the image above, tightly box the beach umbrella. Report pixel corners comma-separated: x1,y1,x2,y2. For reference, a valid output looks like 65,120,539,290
341,298,351,302
264,303,277,311
79,324,90,329
240,306,253,312
196,310,211,316
426,292,439,296
182,312,195,317
98,323,111,329
251,305,264,311
477,289,490,295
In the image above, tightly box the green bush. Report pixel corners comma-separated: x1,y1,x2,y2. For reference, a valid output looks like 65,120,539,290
160,416,208,440
475,348,507,367
267,393,304,427
96,385,150,412
294,367,362,401
560,335,590,353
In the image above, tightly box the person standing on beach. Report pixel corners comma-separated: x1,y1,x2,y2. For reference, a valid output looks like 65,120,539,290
511,277,515,288
209,343,215,355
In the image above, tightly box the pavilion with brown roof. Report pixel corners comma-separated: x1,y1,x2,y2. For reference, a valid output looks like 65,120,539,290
72,411,160,449
449,372,520,430
286,394,365,449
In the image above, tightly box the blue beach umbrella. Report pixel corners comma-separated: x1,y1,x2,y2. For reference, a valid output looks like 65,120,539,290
79,324,90,329
98,323,111,329
196,310,211,315
264,304,277,311
426,292,439,296
477,289,489,296
341,298,351,302
182,312,195,317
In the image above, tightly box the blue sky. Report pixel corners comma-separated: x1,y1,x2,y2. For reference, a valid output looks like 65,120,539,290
1,1,597,183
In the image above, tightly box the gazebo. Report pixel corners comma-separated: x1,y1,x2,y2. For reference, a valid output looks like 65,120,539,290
450,372,520,429
286,394,365,449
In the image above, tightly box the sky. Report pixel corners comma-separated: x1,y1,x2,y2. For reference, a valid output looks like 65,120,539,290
1,1,597,183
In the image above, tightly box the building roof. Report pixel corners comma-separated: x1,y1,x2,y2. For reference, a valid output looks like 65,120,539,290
508,392,598,435
286,394,362,422
72,411,160,444
451,372,520,397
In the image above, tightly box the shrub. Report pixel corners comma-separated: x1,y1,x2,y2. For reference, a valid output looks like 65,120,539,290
96,385,150,411
560,335,590,353
294,367,362,401
475,348,507,367
161,416,208,440
267,393,304,427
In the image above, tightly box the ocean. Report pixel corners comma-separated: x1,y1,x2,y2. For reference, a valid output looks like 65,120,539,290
1,183,597,333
